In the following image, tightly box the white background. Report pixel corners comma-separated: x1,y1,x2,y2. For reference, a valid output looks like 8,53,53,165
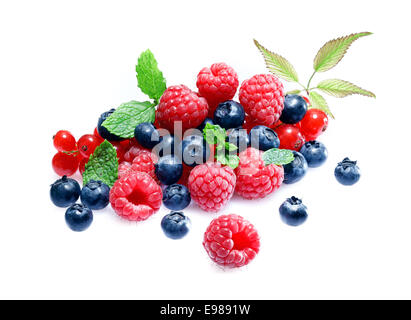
0,0,410,299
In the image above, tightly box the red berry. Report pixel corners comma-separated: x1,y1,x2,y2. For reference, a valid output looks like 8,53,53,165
274,124,305,151
156,85,209,132
203,214,260,268
239,74,284,127
79,157,87,175
93,127,104,143
300,108,328,141
188,162,236,212
109,171,162,221
111,142,126,163
235,147,284,199
302,96,311,106
77,134,99,158
196,62,239,116
118,152,158,183
52,152,80,176
53,130,77,152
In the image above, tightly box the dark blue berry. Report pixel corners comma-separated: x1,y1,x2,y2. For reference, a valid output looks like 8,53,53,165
334,157,361,186
80,180,110,210
226,128,249,154
197,118,214,131
50,176,81,208
283,151,308,184
162,184,191,211
65,203,93,232
161,211,191,239
213,100,245,129
97,109,124,141
179,135,211,167
153,134,176,157
134,122,160,149
249,125,280,151
279,196,308,226
155,155,183,185
280,95,307,124
300,140,328,168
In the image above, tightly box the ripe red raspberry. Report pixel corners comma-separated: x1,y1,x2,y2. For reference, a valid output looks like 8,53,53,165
156,85,209,132
188,162,236,212
123,144,150,162
300,108,328,141
235,147,284,199
196,63,239,116
274,124,305,151
239,74,285,127
203,214,260,268
110,171,162,221
118,161,132,179
118,152,158,183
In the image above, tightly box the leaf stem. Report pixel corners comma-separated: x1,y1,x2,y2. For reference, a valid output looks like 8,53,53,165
306,71,316,93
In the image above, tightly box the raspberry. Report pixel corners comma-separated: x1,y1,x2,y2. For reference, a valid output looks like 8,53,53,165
235,147,284,199
196,63,239,116
188,162,236,212
123,144,150,162
156,85,209,132
109,171,162,221
203,214,260,268
118,161,132,179
118,152,158,183
239,74,285,127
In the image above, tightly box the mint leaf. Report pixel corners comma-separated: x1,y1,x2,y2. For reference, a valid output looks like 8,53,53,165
225,142,238,152
102,100,155,138
216,153,240,169
203,123,226,145
136,49,167,102
254,39,299,82
313,32,372,73
316,79,376,98
263,148,294,166
83,140,118,187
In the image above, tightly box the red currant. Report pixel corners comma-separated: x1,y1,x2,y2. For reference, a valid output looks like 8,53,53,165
79,157,88,175
53,130,77,152
112,142,126,163
52,152,80,176
93,127,104,144
300,108,328,141
274,124,305,151
78,134,99,158
302,96,311,107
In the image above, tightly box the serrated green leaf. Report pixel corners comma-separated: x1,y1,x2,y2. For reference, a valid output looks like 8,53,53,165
254,39,299,82
216,153,239,169
313,32,372,73
286,89,302,95
136,49,167,101
203,123,226,145
316,79,376,98
102,100,155,138
83,140,118,187
225,142,238,152
309,91,335,119
262,148,294,166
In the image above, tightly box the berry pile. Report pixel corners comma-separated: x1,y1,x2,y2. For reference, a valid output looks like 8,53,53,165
50,34,373,268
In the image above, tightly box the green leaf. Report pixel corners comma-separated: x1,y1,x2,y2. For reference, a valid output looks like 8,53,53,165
102,100,155,138
309,91,335,119
203,123,226,145
225,142,238,152
136,49,167,101
83,140,118,187
286,89,302,95
216,153,240,169
313,32,372,73
316,79,376,98
254,39,299,82
262,148,294,166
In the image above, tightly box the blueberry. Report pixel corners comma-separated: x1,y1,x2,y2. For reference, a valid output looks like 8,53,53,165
226,128,249,153
213,100,245,129
65,203,93,232
80,180,110,210
97,109,124,141
50,176,81,208
279,196,308,226
280,95,307,124
155,155,183,185
249,125,280,151
283,151,308,184
161,211,191,239
179,135,211,167
163,184,191,211
153,134,176,157
197,118,215,131
334,157,361,186
134,122,161,149
300,140,328,168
